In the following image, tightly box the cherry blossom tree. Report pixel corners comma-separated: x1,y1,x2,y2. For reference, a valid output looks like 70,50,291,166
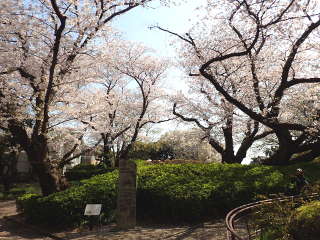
172,75,273,164
157,128,220,162
77,42,172,166
77,42,172,228
0,0,170,196
157,0,320,165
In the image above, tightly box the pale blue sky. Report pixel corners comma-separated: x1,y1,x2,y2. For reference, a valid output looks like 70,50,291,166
113,1,206,57
112,2,255,163
112,1,207,92
110,2,208,138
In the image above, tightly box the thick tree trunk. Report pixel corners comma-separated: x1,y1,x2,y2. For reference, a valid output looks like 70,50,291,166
114,156,120,168
30,158,68,196
116,158,137,229
221,150,238,164
27,136,68,196
265,130,295,166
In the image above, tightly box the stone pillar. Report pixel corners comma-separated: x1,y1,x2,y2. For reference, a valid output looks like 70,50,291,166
116,159,137,229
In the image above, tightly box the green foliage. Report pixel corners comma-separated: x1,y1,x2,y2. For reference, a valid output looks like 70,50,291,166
0,183,40,200
253,196,298,240
136,163,287,222
17,171,118,227
17,160,320,228
253,198,320,240
289,201,320,240
128,141,173,160
16,193,41,212
64,164,114,181
252,182,320,240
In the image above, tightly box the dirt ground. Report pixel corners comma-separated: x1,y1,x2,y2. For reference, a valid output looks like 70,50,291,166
0,200,52,240
0,200,228,240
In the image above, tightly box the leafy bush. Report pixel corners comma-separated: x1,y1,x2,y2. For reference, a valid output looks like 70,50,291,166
253,196,298,240
289,201,320,240
16,193,41,212
18,160,320,227
64,164,114,181
0,183,41,200
17,171,118,227
136,163,287,222
251,183,320,240
128,141,174,160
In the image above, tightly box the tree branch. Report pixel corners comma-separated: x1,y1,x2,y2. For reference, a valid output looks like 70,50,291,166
173,103,207,131
58,137,102,168
42,0,67,133
286,77,320,88
271,18,320,116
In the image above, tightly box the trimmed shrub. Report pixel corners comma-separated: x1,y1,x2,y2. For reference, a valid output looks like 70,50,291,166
18,160,320,227
17,171,118,227
136,163,287,222
289,201,320,240
16,193,41,212
64,164,114,181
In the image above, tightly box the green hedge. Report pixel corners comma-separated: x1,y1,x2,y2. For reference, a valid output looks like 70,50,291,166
136,163,287,222
64,164,114,181
17,161,320,227
17,171,118,227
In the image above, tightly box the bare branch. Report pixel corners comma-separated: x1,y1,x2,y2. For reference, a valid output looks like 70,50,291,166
173,103,208,131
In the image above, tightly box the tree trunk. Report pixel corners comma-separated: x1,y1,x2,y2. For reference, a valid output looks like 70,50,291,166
265,130,295,166
102,137,113,168
114,156,120,168
30,158,68,196
27,136,68,196
116,158,137,229
8,121,68,196
221,150,237,164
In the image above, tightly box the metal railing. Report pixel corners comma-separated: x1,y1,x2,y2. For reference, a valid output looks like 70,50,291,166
225,193,319,240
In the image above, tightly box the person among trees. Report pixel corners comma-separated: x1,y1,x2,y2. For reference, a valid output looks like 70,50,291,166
291,168,309,195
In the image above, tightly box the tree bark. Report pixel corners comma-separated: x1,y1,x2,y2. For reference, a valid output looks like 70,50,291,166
264,130,295,166
8,121,68,196
27,138,68,196
102,136,113,167
116,158,137,229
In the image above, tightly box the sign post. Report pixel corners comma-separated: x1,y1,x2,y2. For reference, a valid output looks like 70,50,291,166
84,204,102,230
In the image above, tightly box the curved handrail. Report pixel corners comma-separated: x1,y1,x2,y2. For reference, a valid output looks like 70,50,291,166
225,193,319,240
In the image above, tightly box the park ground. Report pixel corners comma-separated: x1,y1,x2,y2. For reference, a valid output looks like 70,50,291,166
0,200,230,240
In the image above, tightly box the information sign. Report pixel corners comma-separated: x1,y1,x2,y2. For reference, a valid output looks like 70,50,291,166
84,204,102,216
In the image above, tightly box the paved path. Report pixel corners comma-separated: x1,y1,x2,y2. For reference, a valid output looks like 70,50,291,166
55,221,227,240
0,200,51,240
0,200,228,240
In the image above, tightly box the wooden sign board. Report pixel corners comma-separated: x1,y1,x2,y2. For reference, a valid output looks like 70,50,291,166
84,204,102,216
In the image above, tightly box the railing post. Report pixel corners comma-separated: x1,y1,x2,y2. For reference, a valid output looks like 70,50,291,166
246,216,251,240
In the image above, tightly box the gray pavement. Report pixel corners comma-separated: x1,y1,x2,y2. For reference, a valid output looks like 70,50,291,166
0,200,227,240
